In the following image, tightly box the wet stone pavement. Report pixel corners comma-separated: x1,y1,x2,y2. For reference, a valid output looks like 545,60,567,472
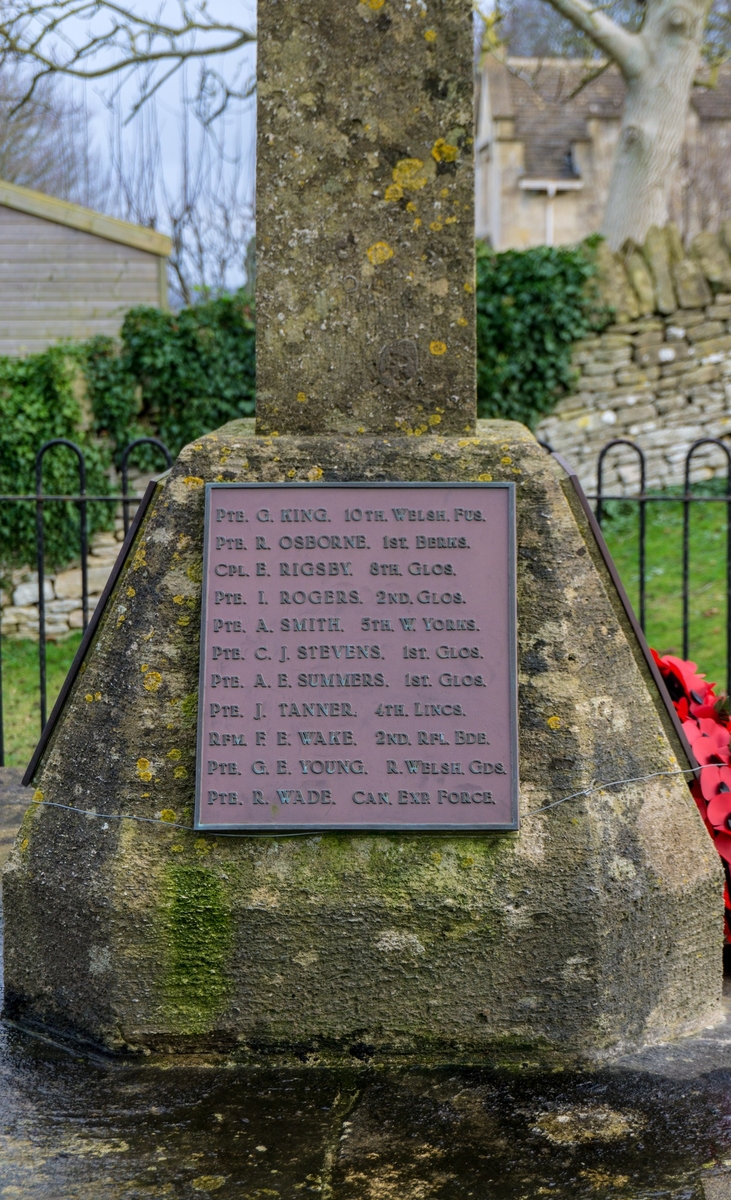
4,775,731,1197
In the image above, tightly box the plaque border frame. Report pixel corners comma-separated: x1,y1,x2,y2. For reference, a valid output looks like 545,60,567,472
195,481,519,834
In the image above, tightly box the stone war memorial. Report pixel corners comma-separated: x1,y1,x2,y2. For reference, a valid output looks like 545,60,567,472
1,0,724,1064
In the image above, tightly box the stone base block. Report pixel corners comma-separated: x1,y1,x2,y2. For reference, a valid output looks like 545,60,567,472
1,419,723,1063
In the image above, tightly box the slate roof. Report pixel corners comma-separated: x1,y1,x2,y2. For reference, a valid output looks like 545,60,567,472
484,57,731,181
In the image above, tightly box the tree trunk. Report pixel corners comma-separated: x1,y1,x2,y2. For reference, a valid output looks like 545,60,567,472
600,0,710,249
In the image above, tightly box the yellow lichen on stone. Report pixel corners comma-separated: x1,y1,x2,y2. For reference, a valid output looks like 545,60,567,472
477,473,492,482
307,466,324,481
136,758,154,782
429,341,447,356
501,456,512,465
167,748,182,760
126,586,136,598
183,476,205,488
431,138,458,163
132,544,147,571
33,789,43,801
178,616,191,626
384,184,403,202
174,766,188,779
160,809,177,823
424,27,437,40
366,241,394,265
392,158,432,191
173,595,185,605
547,716,562,730
143,669,163,692
297,392,307,403
85,693,94,702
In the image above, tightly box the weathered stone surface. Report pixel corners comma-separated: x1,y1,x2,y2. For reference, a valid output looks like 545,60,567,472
3,419,722,1062
12,580,53,607
667,223,685,265
256,0,475,438
672,259,713,309
595,242,640,324
691,232,731,290
642,226,676,314
625,251,655,315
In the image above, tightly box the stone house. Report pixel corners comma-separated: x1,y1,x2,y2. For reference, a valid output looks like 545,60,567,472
476,57,731,250
0,178,172,355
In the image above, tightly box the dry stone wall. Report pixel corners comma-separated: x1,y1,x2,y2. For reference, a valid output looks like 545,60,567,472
0,472,159,641
2,525,125,641
536,224,731,495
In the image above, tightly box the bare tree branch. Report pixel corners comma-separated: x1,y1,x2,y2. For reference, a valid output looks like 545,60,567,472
0,1,255,115
540,0,646,76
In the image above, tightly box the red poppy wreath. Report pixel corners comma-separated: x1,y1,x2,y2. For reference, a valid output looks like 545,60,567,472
652,650,731,940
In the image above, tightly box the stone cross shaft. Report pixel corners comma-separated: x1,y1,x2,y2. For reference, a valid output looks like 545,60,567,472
256,0,476,438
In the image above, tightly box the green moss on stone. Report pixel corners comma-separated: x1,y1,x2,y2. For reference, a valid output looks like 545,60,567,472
179,692,198,725
162,864,232,1034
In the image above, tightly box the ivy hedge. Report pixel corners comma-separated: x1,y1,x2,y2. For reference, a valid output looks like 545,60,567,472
84,291,256,459
0,291,256,567
0,244,606,567
476,237,608,427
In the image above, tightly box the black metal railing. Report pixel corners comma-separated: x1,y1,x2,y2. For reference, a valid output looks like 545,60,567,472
0,437,172,760
590,436,731,688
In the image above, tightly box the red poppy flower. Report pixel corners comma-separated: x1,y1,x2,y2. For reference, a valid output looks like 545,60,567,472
676,696,690,722
705,787,729,835
684,718,731,765
700,763,731,806
653,650,715,707
712,831,731,864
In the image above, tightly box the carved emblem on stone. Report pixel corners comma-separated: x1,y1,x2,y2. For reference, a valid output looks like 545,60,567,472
378,339,419,388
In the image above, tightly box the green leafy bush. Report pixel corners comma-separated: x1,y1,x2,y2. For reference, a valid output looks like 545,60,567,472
0,291,255,568
85,291,256,461
476,238,608,428
0,348,111,568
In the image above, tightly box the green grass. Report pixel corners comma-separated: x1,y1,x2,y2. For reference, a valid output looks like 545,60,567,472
601,486,731,692
1,633,81,767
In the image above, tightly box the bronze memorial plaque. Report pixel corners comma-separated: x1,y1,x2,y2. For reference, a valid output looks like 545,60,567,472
195,483,518,831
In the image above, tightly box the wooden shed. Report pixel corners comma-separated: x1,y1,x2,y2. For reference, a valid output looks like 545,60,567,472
0,179,172,356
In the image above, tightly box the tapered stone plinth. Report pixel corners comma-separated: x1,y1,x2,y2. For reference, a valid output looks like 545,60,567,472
2,420,722,1059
